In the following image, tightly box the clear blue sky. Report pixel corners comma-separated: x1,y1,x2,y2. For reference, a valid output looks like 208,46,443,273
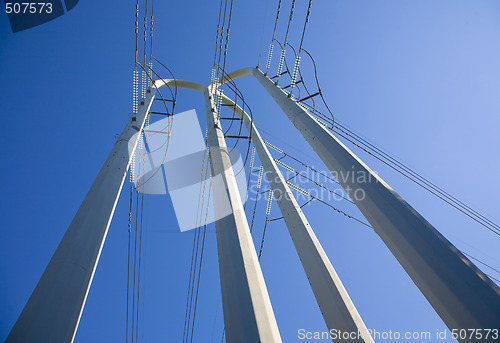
1,1,499,342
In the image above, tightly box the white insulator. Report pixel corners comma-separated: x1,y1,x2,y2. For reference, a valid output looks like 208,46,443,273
291,56,301,86
133,71,139,114
141,70,146,99
250,147,256,169
286,181,310,196
130,152,135,182
266,44,274,70
216,88,223,117
264,141,283,153
274,159,295,173
257,166,263,189
148,62,153,87
266,190,273,215
211,68,216,83
315,117,327,127
277,49,286,76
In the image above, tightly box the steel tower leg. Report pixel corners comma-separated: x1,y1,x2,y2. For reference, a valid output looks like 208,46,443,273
6,89,156,343
220,93,374,343
252,67,500,342
204,85,282,343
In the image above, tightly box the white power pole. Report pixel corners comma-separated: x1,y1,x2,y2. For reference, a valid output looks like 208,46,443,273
251,67,500,342
6,88,156,343
220,93,374,343
204,84,282,343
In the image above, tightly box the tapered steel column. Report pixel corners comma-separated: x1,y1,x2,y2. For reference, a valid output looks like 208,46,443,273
204,85,282,343
252,67,500,342
6,88,156,343
220,93,374,343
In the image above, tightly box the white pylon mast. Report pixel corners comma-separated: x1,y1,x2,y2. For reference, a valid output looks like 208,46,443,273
6,86,156,343
8,66,500,343
204,83,282,343
248,67,500,343
220,92,374,343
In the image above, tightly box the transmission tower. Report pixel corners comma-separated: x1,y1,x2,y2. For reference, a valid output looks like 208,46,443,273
5,65,500,343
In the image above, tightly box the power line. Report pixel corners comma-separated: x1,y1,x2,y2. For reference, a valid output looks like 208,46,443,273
290,0,313,92
256,0,271,67
282,0,296,54
182,229,199,343
220,0,234,80
149,0,154,60
183,144,211,343
270,0,282,45
266,71,500,236
298,0,312,53
130,134,145,343
286,56,500,236
249,166,264,234
276,0,296,82
184,227,201,343
265,0,282,73
334,120,500,232
258,190,274,260
328,124,500,237
125,185,133,343
134,0,139,67
143,0,148,67
461,251,500,279
182,145,210,343
189,187,211,342
134,157,146,343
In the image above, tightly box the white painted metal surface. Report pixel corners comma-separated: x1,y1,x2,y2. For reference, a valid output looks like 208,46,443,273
6,76,281,343
204,84,282,343
6,88,156,343
251,67,500,342
220,93,374,343
10,66,498,343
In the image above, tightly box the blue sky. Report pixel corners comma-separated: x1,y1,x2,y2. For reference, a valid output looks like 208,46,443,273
1,1,499,342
